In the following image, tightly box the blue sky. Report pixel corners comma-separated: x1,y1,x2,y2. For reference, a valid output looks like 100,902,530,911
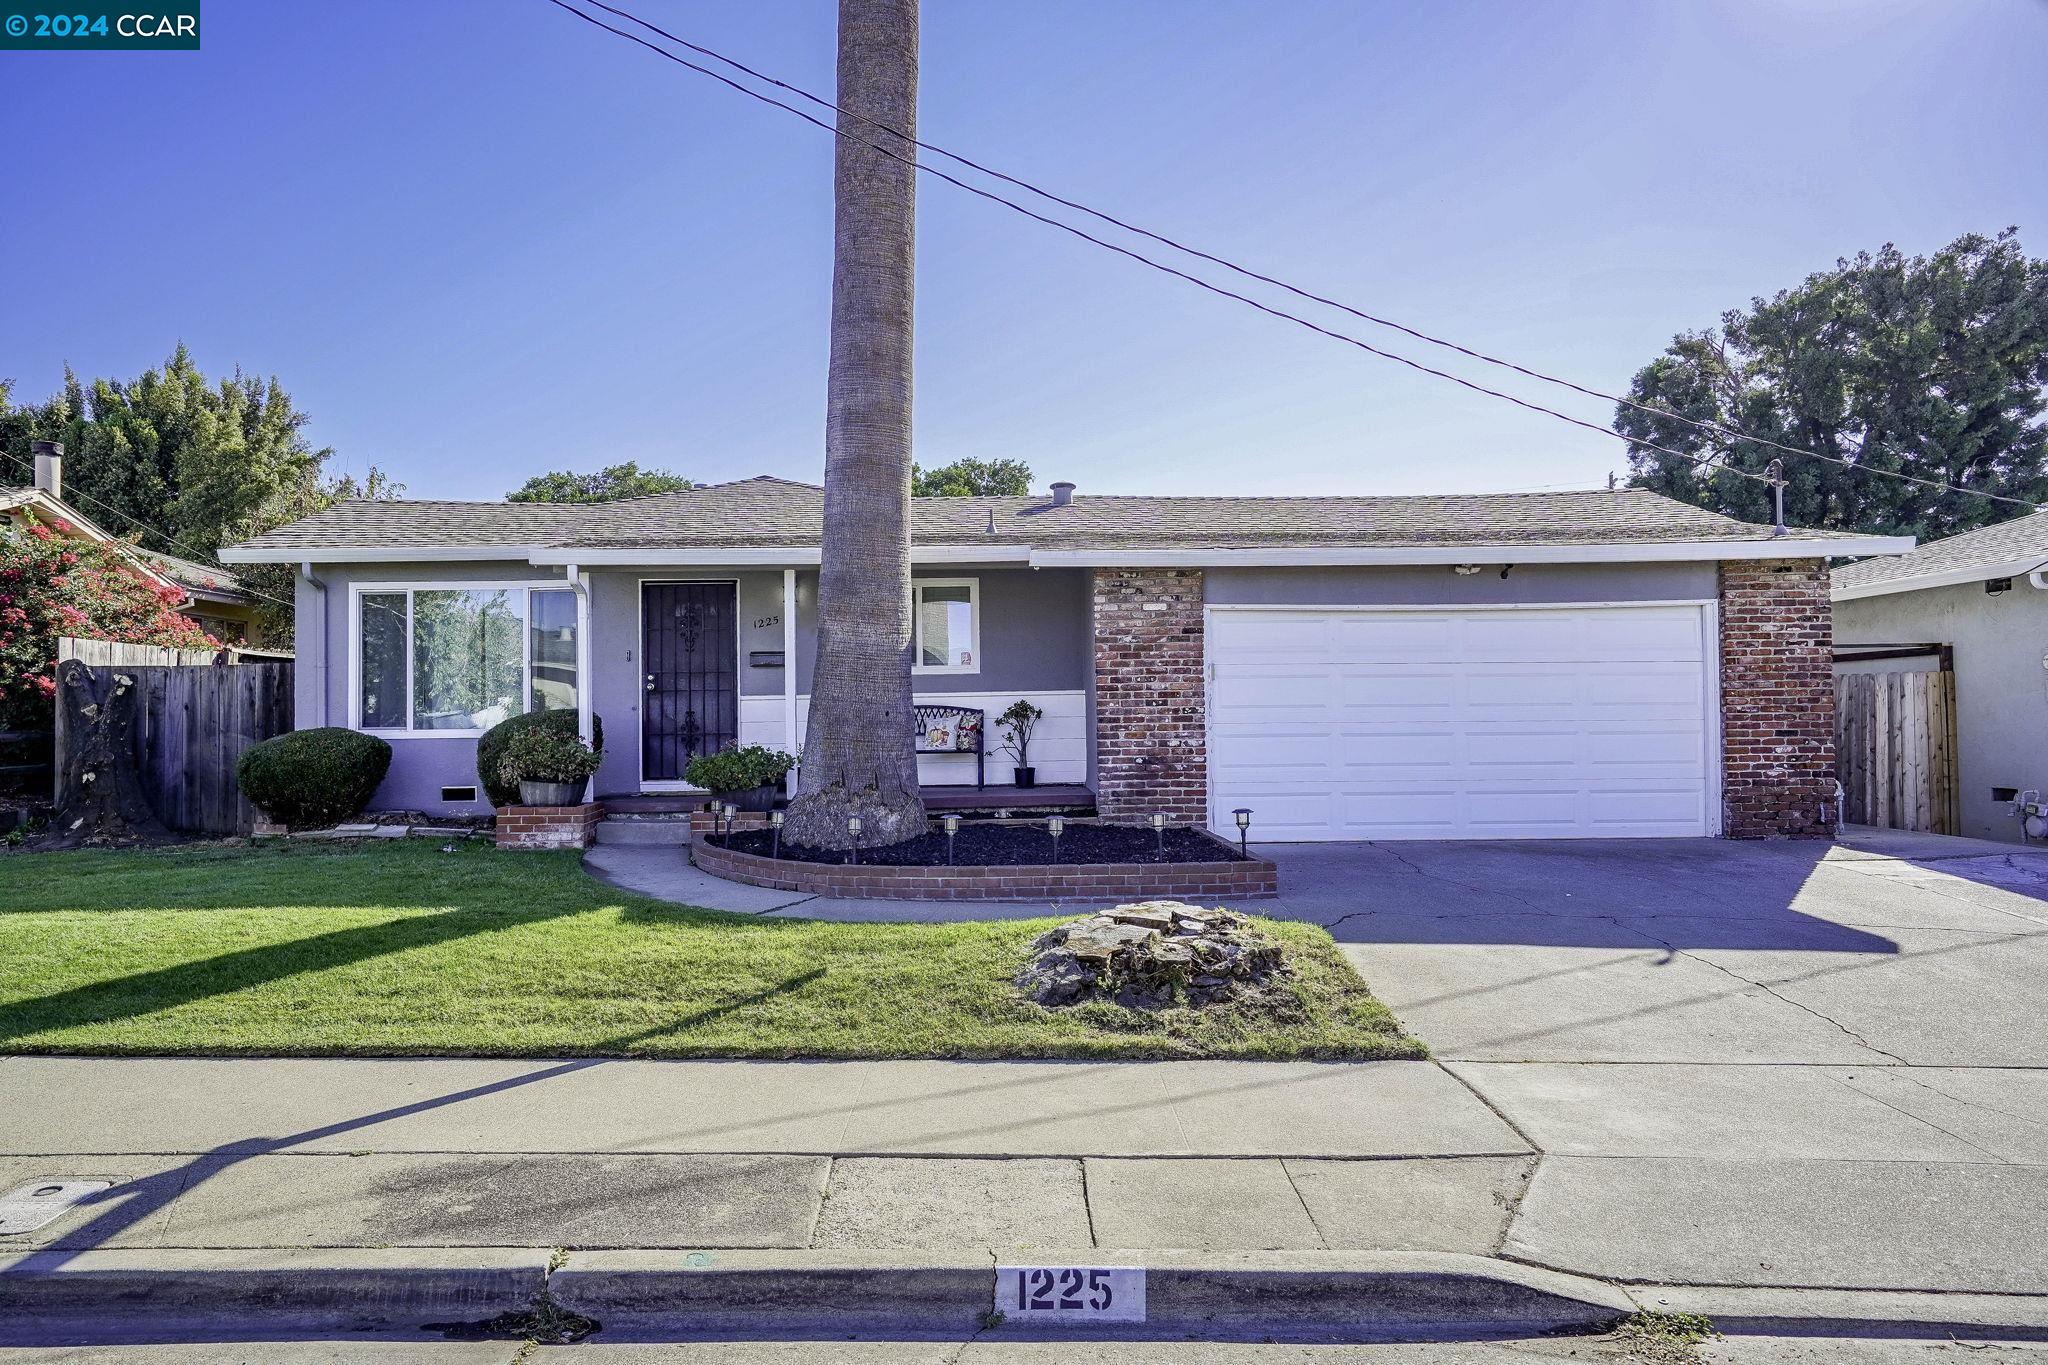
5,0,2044,501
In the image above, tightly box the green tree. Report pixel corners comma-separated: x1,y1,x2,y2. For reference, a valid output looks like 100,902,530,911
1617,230,2048,540
911,457,1031,497
0,347,399,644
506,462,696,503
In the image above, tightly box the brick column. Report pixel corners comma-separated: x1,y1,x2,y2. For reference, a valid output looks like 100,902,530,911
1092,568,1207,825
1719,559,1835,839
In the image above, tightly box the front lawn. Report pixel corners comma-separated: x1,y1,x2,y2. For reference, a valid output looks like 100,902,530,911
0,841,1420,1060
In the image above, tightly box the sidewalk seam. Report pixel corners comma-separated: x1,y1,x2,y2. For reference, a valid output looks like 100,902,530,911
1276,1157,1330,1250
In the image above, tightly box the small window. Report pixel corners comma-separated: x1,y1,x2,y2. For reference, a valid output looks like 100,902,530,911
913,579,978,673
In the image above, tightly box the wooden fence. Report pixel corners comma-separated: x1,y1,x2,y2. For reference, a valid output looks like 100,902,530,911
1835,669,1959,835
55,661,294,836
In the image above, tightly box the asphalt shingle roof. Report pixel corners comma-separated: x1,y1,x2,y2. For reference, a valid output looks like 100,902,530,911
1832,510,2048,594
226,476,1869,557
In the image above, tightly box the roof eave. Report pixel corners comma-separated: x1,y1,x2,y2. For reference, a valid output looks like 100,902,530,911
1029,536,1913,568
1832,553,2048,602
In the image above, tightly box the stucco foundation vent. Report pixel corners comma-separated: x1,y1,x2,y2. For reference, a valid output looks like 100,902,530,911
441,786,479,803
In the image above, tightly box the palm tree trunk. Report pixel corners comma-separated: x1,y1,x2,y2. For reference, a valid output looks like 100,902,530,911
783,0,926,850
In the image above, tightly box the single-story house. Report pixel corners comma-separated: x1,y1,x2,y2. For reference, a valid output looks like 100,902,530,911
220,475,1908,841
1832,509,2048,844
3,441,266,644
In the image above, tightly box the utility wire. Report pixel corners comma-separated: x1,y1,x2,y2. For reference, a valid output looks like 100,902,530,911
552,0,2045,515
542,0,1794,500
1,451,299,615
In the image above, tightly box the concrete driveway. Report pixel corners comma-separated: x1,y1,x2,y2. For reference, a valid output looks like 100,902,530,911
1277,826,2048,1292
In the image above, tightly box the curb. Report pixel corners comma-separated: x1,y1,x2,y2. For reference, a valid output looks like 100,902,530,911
6,1248,2048,1343
0,1247,547,1324
0,1248,1629,1339
1627,1284,2048,1342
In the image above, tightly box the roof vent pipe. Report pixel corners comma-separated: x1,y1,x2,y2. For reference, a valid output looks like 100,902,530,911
31,440,62,499
1049,481,1075,507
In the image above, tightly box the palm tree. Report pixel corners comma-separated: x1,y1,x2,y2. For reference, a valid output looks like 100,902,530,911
782,0,927,850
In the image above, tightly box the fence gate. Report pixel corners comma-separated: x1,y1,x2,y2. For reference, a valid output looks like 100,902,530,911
55,660,294,836
1834,666,1959,835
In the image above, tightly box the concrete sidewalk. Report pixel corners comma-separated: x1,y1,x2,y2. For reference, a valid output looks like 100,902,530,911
2,1056,2044,1300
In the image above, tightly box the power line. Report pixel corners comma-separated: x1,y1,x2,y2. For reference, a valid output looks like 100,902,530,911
1,451,299,615
552,0,2045,516
541,0,1791,501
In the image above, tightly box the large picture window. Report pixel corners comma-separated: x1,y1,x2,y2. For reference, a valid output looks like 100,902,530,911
913,578,979,674
354,585,578,735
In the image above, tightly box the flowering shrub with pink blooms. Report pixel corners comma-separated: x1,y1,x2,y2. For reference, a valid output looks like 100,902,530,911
0,513,218,728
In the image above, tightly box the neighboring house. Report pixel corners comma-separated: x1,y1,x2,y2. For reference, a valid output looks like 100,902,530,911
1833,511,2048,844
132,549,265,646
1,442,266,645
220,476,1907,841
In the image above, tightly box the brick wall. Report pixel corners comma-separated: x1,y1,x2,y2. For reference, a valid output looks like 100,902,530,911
1719,559,1835,839
495,803,604,851
691,830,1277,902
1091,568,1207,825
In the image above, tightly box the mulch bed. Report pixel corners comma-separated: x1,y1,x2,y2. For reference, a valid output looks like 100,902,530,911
721,821,1249,868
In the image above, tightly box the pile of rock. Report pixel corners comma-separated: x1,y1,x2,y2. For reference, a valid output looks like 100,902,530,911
1016,900,1289,1010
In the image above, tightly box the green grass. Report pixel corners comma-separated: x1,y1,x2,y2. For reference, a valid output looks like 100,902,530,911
0,840,1421,1060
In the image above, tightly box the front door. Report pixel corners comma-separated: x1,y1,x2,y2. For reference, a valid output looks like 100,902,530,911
641,581,739,784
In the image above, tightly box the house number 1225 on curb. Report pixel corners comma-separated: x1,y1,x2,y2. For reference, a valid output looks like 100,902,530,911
995,1265,1145,1322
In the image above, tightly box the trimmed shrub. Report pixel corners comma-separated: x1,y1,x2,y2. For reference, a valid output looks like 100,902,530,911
496,727,602,788
237,727,392,829
478,709,603,808
683,743,795,795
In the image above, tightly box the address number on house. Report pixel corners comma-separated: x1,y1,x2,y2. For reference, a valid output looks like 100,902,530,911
995,1265,1145,1322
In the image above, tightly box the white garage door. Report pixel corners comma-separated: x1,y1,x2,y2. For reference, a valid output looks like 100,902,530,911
1207,604,1713,841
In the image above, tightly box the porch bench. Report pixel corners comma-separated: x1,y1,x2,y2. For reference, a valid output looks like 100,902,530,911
913,704,985,789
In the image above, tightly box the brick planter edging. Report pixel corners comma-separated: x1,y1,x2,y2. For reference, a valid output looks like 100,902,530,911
497,802,604,851
690,831,1278,902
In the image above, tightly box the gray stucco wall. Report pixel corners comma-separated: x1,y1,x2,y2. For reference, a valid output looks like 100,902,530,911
297,560,1091,813
300,560,567,815
793,566,1091,695
1204,561,1718,606
1835,579,2048,843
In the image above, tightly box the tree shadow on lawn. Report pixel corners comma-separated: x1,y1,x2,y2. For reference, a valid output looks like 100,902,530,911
8,971,826,1276
0,841,843,1051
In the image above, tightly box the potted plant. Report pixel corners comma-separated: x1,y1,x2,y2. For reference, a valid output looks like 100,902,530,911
497,726,602,807
684,744,797,811
997,699,1044,789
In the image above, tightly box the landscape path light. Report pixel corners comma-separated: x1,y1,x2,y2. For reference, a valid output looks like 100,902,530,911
848,815,862,866
1151,811,1167,857
1232,807,1253,858
769,809,784,860
1047,814,1065,864
943,814,961,865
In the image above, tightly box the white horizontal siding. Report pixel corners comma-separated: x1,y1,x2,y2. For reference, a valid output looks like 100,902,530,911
789,689,1088,787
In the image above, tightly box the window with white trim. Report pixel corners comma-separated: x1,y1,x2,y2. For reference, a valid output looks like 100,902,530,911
354,585,578,735
913,578,979,674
